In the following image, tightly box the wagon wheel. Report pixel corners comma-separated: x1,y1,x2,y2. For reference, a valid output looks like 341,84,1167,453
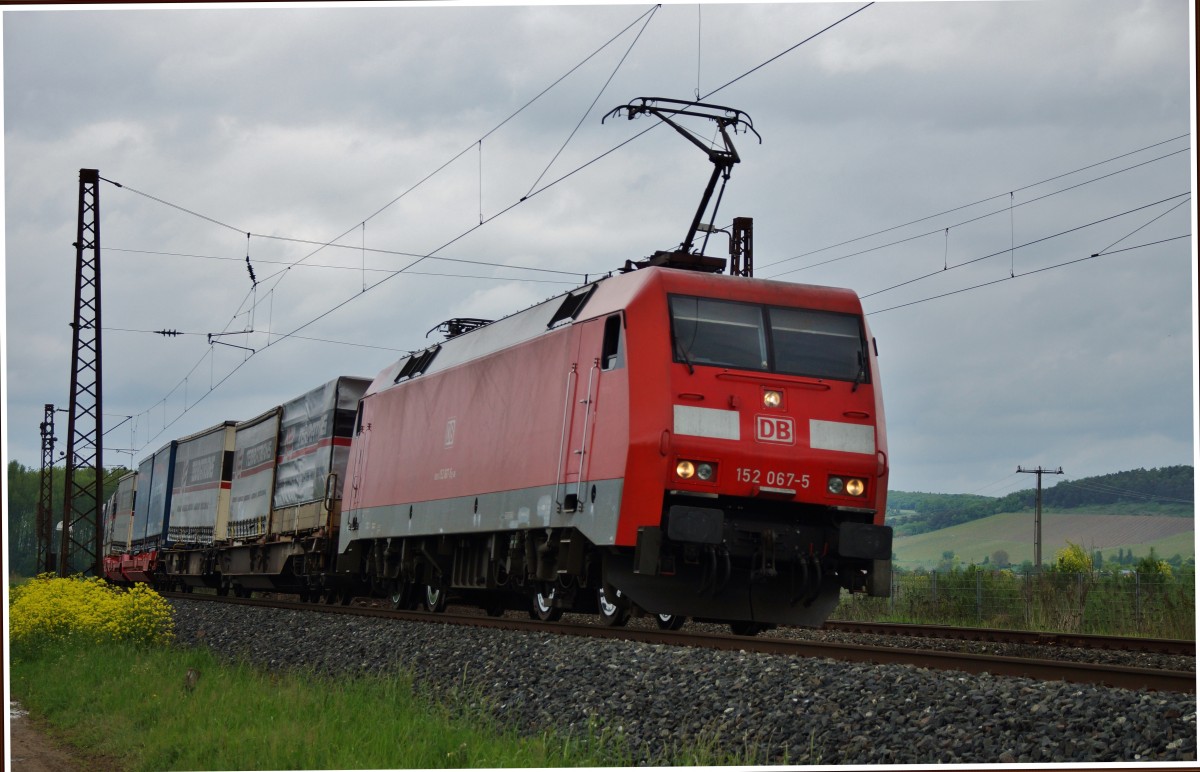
729,620,765,636
655,613,686,631
531,583,563,622
482,595,507,617
596,585,630,627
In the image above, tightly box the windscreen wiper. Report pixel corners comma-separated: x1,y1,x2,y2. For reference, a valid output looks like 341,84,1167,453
851,351,865,393
675,338,695,376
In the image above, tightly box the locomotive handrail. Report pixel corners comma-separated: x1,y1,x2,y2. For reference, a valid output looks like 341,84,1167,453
553,363,578,513
573,358,601,506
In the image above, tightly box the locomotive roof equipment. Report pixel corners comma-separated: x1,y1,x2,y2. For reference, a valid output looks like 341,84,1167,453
603,97,761,273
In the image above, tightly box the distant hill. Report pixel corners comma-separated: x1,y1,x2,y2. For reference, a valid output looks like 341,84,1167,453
888,466,1193,537
892,511,1195,571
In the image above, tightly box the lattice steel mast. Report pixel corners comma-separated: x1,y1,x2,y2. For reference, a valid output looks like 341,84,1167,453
59,168,104,577
37,403,57,573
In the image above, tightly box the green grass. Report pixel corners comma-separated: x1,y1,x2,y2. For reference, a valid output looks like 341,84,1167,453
9,641,643,770
10,639,768,769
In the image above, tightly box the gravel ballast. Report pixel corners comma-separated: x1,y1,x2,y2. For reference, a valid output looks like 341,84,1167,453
170,599,1196,765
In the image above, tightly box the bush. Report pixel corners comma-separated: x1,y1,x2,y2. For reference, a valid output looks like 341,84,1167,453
9,574,174,649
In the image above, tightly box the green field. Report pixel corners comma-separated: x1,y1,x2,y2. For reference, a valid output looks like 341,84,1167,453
893,510,1195,570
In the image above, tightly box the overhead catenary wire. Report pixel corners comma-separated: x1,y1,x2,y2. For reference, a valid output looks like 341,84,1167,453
523,4,660,197
860,192,1191,301
866,233,1189,316
761,145,1190,279
105,245,586,280
757,136,1190,272
102,326,409,353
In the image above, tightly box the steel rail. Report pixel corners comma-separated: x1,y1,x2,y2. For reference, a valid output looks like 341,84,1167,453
164,593,1196,694
823,620,1196,657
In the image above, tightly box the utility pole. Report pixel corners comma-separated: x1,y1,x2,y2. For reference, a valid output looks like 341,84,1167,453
37,404,57,573
60,168,104,577
1017,465,1064,570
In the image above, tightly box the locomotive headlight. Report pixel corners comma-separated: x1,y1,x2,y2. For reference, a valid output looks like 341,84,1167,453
696,462,716,481
762,390,783,409
676,460,696,479
827,476,844,495
845,478,865,497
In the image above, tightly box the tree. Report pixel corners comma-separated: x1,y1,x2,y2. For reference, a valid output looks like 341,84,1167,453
1136,548,1173,579
6,461,129,578
991,549,1010,568
1052,542,1092,573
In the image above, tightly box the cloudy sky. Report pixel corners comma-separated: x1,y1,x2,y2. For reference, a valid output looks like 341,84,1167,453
3,1,1195,498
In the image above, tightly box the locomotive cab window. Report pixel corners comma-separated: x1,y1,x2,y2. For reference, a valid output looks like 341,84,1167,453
768,307,867,383
669,294,868,383
669,296,768,371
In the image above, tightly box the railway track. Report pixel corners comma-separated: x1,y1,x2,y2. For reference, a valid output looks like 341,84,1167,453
163,592,1196,694
823,620,1196,657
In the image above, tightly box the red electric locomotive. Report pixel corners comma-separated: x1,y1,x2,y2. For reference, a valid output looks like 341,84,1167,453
333,99,891,631
335,263,891,630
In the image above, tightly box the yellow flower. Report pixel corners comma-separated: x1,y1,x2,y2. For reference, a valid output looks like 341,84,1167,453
9,574,174,648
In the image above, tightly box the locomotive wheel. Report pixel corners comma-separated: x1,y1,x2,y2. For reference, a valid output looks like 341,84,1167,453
655,613,686,631
729,620,765,636
424,585,448,613
531,584,563,622
596,585,630,627
390,582,417,610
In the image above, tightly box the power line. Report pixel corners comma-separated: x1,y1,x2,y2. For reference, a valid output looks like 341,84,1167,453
1057,478,1194,505
764,146,1189,280
861,192,1190,302
702,3,874,97
102,325,409,353
106,246,585,281
523,4,659,197
758,133,1190,272
866,233,1189,315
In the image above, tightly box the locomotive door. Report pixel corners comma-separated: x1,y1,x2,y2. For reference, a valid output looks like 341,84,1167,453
346,400,371,527
557,315,618,513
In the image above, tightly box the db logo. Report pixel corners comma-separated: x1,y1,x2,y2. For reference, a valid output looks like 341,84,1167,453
755,415,796,445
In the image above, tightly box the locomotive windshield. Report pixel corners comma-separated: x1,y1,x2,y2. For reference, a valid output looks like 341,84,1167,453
669,295,869,383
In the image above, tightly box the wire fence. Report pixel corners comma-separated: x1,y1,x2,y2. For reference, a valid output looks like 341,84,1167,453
833,569,1195,639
